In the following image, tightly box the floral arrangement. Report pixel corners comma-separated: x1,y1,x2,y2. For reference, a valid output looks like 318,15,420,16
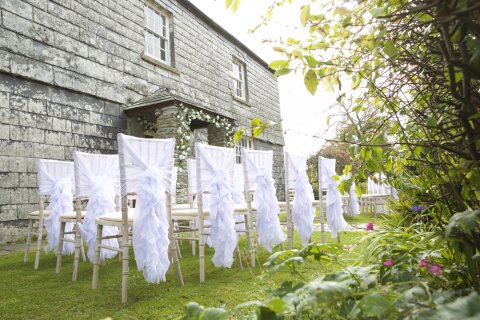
174,103,237,164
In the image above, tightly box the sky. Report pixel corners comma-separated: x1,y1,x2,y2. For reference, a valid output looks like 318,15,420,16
189,0,338,156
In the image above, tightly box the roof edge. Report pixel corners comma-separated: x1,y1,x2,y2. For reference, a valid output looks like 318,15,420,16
176,0,274,74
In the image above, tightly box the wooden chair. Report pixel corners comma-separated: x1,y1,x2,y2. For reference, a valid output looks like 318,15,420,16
91,133,183,303
284,152,317,248
171,143,243,282
242,149,286,266
318,156,348,242
24,159,86,269
56,151,120,281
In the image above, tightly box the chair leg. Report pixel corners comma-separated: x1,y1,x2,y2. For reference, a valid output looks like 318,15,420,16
121,224,129,304
169,235,184,286
235,245,243,270
80,240,86,262
190,220,196,256
24,219,33,263
72,224,82,281
34,215,46,270
92,224,103,290
176,239,182,259
320,210,326,244
243,213,254,268
56,221,66,274
199,217,205,283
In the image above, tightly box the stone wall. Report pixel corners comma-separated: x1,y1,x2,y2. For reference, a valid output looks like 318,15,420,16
0,73,126,237
0,0,285,241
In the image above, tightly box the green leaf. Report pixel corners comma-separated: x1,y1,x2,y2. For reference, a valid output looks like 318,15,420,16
304,55,317,68
418,13,433,22
269,60,289,69
274,68,292,77
233,129,244,143
358,294,395,318
355,183,362,196
200,307,228,320
384,40,397,58
300,4,310,27
333,7,351,16
366,159,382,172
370,6,388,18
266,297,288,314
351,74,361,89
304,69,318,95
426,117,437,127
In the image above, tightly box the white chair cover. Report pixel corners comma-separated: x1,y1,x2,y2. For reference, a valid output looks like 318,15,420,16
341,173,360,216
74,151,120,263
349,182,360,215
118,133,175,284
195,143,237,268
286,153,315,246
187,159,197,195
319,157,348,237
37,159,75,255
243,149,285,252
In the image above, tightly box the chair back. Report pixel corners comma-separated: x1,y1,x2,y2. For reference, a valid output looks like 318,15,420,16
37,159,74,196
284,152,309,191
187,159,197,194
194,143,235,195
318,157,336,189
242,149,273,192
73,151,120,198
117,133,175,196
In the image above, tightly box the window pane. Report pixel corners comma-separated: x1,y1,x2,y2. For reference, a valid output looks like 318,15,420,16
160,49,166,61
161,15,167,37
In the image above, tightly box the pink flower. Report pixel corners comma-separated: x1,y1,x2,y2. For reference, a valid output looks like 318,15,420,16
427,263,442,275
419,257,430,267
366,221,374,231
383,258,393,267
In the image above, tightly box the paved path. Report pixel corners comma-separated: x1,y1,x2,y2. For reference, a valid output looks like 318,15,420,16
0,243,26,256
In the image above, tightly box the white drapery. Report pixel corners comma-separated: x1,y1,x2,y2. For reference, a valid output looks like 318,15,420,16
74,152,119,263
196,143,237,268
118,134,175,284
243,149,285,252
341,173,360,216
321,158,348,237
287,153,315,246
38,160,75,255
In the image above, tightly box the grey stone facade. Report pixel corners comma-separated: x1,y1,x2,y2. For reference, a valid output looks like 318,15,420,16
0,0,285,241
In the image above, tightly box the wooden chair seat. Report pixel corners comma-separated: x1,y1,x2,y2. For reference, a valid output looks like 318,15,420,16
95,209,135,227
27,210,50,218
59,211,87,222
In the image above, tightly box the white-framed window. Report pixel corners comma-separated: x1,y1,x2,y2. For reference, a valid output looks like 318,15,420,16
235,137,254,163
232,58,247,99
144,4,170,64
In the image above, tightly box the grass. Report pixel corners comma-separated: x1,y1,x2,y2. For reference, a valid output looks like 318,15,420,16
0,228,368,320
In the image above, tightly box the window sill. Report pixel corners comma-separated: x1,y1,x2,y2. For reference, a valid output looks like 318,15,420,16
233,95,252,107
141,52,180,75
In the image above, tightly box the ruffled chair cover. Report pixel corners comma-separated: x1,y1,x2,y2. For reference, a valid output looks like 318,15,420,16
74,151,120,263
286,153,315,246
118,133,175,284
341,173,360,216
243,149,285,252
319,157,348,237
37,159,75,255
195,143,237,268
171,166,178,203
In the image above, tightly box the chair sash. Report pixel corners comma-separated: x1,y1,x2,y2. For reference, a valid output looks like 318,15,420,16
349,182,360,215
244,150,285,252
196,144,237,268
288,154,315,246
75,152,119,263
120,135,173,283
38,160,75,255
324,165,348,238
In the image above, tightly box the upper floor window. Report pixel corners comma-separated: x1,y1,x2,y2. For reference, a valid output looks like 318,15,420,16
232,58,247,100
144,4,170,64
235,137,254,164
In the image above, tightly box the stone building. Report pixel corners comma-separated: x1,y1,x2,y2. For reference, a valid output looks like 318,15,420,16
0,0,285,242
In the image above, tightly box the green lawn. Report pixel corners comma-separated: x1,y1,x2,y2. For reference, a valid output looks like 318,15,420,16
0,230,367,320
